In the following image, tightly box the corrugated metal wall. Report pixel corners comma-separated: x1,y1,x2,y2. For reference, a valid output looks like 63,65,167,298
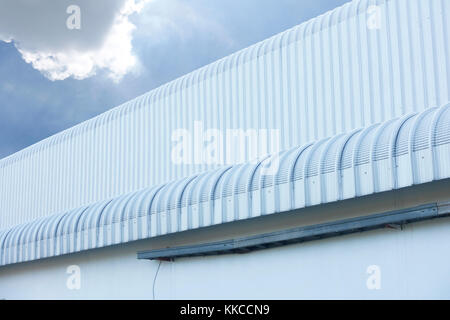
1,0,449,229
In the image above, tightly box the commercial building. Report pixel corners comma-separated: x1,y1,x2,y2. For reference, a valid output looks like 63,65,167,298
1,0,449,299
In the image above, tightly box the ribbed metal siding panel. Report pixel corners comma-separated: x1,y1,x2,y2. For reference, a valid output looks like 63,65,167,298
0,0,449,229
1,103,450,266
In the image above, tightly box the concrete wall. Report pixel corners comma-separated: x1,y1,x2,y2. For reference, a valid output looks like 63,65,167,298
1,180,450,299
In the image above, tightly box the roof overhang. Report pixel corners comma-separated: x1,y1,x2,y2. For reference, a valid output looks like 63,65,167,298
1,103,450,266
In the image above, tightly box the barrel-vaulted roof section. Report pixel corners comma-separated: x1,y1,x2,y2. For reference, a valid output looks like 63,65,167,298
1,103,449,266
0,0,391,169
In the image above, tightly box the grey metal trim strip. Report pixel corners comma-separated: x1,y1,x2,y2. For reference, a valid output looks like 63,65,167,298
137,202,450,260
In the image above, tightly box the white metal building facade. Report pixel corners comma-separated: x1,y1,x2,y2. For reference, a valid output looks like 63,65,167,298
1,0,450,299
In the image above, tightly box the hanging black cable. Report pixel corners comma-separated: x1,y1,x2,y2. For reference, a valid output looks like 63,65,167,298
152,260,162,300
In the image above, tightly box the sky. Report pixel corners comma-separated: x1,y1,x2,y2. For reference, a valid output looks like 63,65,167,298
0,0,349,159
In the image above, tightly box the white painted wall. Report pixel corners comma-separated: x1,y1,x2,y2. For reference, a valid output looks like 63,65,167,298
1,180,449,299
1,215,450,299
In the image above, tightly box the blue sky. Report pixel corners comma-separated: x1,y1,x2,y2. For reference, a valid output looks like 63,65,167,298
0,0,349,159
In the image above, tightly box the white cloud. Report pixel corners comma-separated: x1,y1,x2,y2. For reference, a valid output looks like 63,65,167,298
0,0,150,81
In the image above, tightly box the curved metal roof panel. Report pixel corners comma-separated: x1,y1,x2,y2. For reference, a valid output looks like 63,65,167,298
1,103,450,266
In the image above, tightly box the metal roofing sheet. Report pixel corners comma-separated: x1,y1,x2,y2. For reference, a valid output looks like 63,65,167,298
0,0,449,229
